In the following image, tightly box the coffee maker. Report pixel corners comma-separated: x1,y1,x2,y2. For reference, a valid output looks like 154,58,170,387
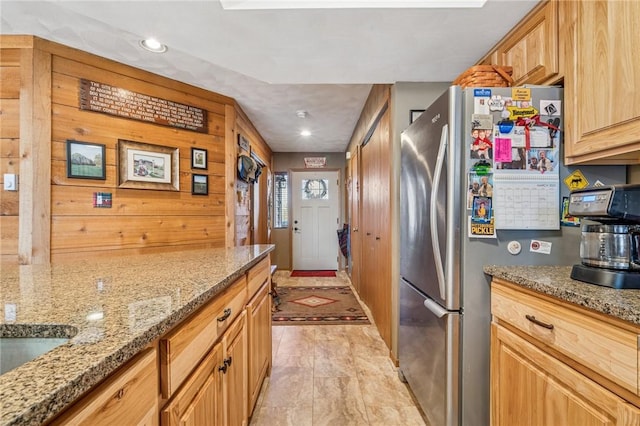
568,184,640,289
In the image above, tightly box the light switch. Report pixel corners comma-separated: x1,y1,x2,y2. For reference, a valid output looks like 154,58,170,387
3,174,17,191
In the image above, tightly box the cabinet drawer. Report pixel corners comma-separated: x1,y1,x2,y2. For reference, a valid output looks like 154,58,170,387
160,276,247,398
247,256,270,299
51,348,158,426
491,282,638,395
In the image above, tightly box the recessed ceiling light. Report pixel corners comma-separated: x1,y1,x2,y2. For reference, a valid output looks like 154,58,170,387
300,130,312,137
139,38,168,53
220,0,486,9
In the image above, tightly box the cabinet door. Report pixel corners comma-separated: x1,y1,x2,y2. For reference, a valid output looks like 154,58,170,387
564,0,640,164
162,343,223,426
496,0,559,85
246,281,271,416
491,323,640,426
224,311,248,426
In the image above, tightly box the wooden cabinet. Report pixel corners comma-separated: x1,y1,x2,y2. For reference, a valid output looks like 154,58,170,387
162,306,249,426
161,342,224,426
246,280,272,416
223,311,248,426
360,104,391,348
160,275,247,399
493,0,559,86
161,258,270,425
562,0,640,164
492,324,640,426
479,0,640,164
50,348,158,426
491,279,640,426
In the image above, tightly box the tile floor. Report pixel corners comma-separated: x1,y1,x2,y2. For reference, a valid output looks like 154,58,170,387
249,271,427,426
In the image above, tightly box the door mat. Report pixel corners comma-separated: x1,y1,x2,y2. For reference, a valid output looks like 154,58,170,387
290,270,336,277
272,286,370,325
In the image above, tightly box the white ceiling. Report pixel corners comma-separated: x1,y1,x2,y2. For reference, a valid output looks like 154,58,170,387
0,0,538,153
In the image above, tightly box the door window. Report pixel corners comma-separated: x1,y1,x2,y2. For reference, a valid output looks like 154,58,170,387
302,179,329,200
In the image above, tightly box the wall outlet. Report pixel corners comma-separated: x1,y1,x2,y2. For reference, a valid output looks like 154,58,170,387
3,174,18,191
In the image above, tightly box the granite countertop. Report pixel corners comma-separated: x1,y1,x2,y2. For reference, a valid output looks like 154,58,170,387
484,265,640,326
0,245,274,426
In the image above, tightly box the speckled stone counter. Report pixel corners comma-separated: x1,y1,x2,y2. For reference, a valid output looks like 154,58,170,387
0,245,274,426
484,265,640,326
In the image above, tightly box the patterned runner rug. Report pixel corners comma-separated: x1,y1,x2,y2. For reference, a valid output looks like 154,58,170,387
272,286,369,325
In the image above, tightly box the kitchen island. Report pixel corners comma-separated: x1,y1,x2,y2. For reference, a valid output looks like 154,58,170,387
0,245,274,426
485,265,640,425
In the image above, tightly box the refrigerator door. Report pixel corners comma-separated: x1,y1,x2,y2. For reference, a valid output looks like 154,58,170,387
400,89,450,305
399,278,460,426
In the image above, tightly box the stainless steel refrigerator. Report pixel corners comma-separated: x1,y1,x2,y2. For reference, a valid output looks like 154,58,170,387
398,85,626,426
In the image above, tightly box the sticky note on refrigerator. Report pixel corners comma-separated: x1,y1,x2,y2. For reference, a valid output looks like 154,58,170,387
494,138,512,162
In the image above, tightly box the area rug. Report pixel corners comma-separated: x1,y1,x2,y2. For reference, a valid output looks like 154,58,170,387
290,270,336,277
272,286,369,325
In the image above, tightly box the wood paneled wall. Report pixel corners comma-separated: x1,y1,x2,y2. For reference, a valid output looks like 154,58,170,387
234,106,272,246
0,36,272,263
0,48,21,263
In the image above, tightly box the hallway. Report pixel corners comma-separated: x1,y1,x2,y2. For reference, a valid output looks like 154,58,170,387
249,272,427,426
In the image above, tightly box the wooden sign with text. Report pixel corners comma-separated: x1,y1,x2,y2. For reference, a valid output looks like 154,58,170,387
79,79,208,133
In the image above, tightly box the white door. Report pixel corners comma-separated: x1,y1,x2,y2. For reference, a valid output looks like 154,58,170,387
291,170,340,270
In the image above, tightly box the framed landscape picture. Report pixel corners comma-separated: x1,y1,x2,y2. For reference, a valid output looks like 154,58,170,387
66,140,106,179
191,147,208,170
118,139,179,191
192,174,208,195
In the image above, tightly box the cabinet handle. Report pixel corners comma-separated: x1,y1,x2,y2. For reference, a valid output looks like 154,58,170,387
217,308,232,322
218,364,228,374
224,356,233,367
525,314,554,330
375,236,381,240
366,232,372,236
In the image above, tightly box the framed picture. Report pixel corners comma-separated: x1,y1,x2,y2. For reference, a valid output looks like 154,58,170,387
192,174,208,195
191,147,208,170
118,139,179,191
66,140,106,179
410,109,425,124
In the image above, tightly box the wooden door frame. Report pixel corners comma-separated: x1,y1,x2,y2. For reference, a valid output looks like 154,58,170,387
348,146,362,292
250,151,268,245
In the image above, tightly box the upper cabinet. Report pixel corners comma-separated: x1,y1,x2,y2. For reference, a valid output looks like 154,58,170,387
562,0,640,164
479,0,640,165
495,1,559,86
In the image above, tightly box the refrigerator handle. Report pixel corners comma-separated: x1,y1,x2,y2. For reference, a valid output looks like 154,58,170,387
423,298,449,318
430,124,448,300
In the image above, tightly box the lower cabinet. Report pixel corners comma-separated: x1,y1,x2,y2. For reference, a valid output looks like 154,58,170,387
161,312,248,426
491,279,640,426
491,324,640,426
50,348,158,426
223,311,248,426
161,342,224,426
246,281,272,416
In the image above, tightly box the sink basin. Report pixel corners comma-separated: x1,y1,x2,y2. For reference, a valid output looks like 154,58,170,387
0,337,69,375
